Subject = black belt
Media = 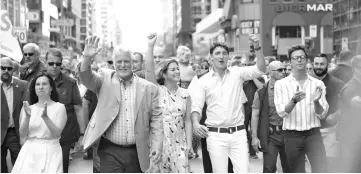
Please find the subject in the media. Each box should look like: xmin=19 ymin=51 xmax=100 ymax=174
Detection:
xmin=8 ymin=127 xmax=15 ymax=130
xmin=270 ymin=124 xmax=282 ymax=132
xmin=208 ymin=125 xmax=245 ymax=134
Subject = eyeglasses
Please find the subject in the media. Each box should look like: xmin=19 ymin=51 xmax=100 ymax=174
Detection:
xmin=291 ymin=55 xmax=307 ymax=61
xmin=107 ymin=60 xmax=113 ymax=64
xmin=23 ymin=53 xmax=35 ymax=57
xmin=271 ymin=68 xmax=286 ymax=72
xmin=47 ymin=62 xmax=62 ymax=67
xmin=0 ymin=66 xmax=13 ymax=71
xmin=201 ymin=66 xmax=209 ymax=70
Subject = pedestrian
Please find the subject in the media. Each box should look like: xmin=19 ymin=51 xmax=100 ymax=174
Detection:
xmin=79 ymin=36 xmax=163 ymax=173
xmin=12 ymin=72 xmax=67 ymax=173
xmin=191 ymin=34 xmax=266 ymax=173
xmin=285 ymin=64 xmax=292 ymax=76
xmin=44 ymin=48 xmax=86 ymax=173
xmin=176 ymin=45 xmax=196 ymax=89
xmin=251 ymin=61 xmax=291 ymax=173
xmin=339 ymin=55 xmax=361 ymax=172
xmin=313 ymin=53 xmax=344 ymax=172
xmin=133 ymin=52 xmax=145 ymax=79
xmin=1 ymin=57 xmax=28 ymax=173
xmin=274 ymin=44 xmax=329 ymax=172
xmin=145 ymin=33 xmax=193 ymax=172
xmin=19 ymin=43 xmax=46 ymax=83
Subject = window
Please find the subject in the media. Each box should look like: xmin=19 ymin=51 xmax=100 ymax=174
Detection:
xmin=81 ymin=27 xmax=86 ymax=33
xmin=241 ymin=0 xmax=253 ymax=3
xmin=206 ymin=5 xmax=211 ymax=14
xmin=82 ymin=3 xmax=86 ymax=9
xmin=276 ymin=26 xmax=301 ymax=38
xmin=323 ymin=25 xmax=333 ymax=38
xmin=192 ymin=6 xmax=202 ymax=15
xmin=80 ymin=35 xmax=86 ymax=41
xmin=82 ymin=11 xmax=86 ymax=17
xmin=80 ymin=19 xmax=86 ymax=25
xmin=218 ymin=0 xmax=225 ymax=8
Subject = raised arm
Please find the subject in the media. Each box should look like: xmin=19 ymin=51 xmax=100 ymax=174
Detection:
xmin=145 ymin=33 xmax=158 ymax=84
xmin=250 ymin=34 xmax=266 ymax=73
xmin=79 ymin=36 xmax=104 ymax=93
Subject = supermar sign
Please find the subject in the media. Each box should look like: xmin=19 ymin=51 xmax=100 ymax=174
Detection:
xmin=275 ymin=4 xmax=333 ymax=12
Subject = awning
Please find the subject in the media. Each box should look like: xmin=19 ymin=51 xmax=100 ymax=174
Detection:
xmin=272 ymin=12 xmax=305 ymax=26
xmin=195 ymin=9 xmax=223 ymax=34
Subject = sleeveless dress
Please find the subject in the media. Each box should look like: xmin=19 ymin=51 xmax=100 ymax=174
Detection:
xmin=157 ymin=86 xmax=190 ymax=173
xmin=12 ymin=102 xmax=67 ymax=173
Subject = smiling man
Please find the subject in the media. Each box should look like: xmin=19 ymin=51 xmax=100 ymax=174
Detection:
xmin=274 ymin=45 xmax=329 ymax=172
xmin=191 ymin=34 xmax=266 ymax=173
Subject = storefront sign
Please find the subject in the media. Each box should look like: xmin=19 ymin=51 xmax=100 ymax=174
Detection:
xmin=240 ymin=20 xmax=260 ymax=35
xmin=275 ymin=4 xmax=333 ymax=12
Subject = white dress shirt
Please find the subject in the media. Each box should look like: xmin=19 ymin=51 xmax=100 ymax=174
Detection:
xmin=274 ymin=74 xmax=329 ymax=131
xmin=191 ymin=66 xmax=264 ymax=127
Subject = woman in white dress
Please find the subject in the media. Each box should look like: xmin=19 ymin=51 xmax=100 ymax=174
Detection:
xmin=12 ymin=72 xmax=67 ymax=173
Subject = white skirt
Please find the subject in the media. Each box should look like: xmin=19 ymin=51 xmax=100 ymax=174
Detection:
xmin=11 ymin=138 xmax=63 ymax=173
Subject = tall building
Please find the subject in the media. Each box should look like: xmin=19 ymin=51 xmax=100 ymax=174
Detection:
xmin=3 ymin=0 xmax=28 ymax=28
xmin=173 ymin=0 xmax=193 ymax=49
xmin=113 ymin=20 xmax=122 ymax=46
xmin=94 ymin=0 xmax=116 ymax=47
xmin=80 ymin=0 xmax=93 ymax=50
xmin=333 ymin=0 xmax=361 ymax=55
xmin=190 ymin=0 xmax=212 ymax=30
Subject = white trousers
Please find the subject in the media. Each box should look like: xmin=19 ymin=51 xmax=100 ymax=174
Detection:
xmin=207 ymin=129 xmax=249 ymax=173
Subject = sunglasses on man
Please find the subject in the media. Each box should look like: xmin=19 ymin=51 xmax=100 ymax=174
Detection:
xmin=107 ymin=60 xmax=113 ymax=65
xmin=23 ymin=53 xmax=35 ymax=57
xmin=48 ymin=62 xmax=62 ymax=67
xmin=1 ymin=66 xmax=13 ymax=71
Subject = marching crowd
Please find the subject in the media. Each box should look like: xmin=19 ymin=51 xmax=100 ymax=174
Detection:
xmin=1 ymin=32 xmax=361 ymax=173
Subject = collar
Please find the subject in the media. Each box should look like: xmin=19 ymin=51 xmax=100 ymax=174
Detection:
xmin=286 ymin=73 xmax=314 ymax=82
xmin=116 ymin=73 xmax=135 ymax=85
xmin=53 ymin=73 xmax=64 ymax=84
xmin=209 ymin=67 xmax=230 ymax=77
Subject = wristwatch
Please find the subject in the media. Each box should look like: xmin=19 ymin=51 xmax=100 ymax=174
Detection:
xmin=254 ymin=46 xmax=262 ymax=51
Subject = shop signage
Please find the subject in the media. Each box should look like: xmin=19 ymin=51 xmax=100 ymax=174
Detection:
xmin=51 ymin=19 xmax=74 ymax=27
xmin=275 ymin=4 xmax=333 ymax=12
xmin=240 ymin=20 xmax=260 ymax=35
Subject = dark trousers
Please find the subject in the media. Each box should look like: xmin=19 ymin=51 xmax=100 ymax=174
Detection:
xmin=283 ymin=128 xmax=327 ymax=173
xmin=1 ymin=128 xmax=21 ymax=173
xmin=98 ymin=137 xmax=142 ymax=173
xmin=60 ymin=141 xmax=72 ymax=173
xmin=244 ymin=105 xmax=256 ymax=156
xmin=263 ymin=131 xmax=291 ymax=173
xmin=201 ymin=138 xmax=233 ymax=173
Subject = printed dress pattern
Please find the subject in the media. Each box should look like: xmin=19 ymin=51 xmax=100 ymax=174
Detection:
xmin=158 ymin=85 xmax=190 ymax=173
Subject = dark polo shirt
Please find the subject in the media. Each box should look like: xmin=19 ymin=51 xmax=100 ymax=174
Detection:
xmin=54 ymin=73 xmax=82 ymax=143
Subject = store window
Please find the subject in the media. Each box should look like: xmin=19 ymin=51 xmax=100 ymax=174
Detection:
xmin=323 ymin=25 xmax=333 ymax=38
xmin=276 ymin=26 xmax=301 ymax=38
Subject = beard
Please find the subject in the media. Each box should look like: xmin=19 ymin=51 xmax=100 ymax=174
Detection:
xmin=314 ymin=67 xmax=328 ymax=77
xmin=1 ymin=73 xmax=11 ymax=82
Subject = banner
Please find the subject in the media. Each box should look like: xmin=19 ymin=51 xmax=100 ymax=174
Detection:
xmin=0 ymin=7 xmax=23 ymax=62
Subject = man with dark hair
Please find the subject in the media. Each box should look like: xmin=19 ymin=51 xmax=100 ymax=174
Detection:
xmin=192 ymin=35 xmax=266 ymax=173
xmin=339 ymin=55 xmax=361 ymax=172
xmin=330 ymin=50 xmax=355 ymax=83
xmin=133 ymin=52 xmax=145 ymax=79
xmin=274 ymin=45 xmax=329 ymax=172
xmin=20 ymin=43 xmax=46 ymax=82
xmin=1 ymin=57 xmax=28 ymax=173
xmin=313 ymin=53 xmax=344 ymax=172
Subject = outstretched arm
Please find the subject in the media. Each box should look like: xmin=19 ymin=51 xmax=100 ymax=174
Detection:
xmin=145 ymin=33 xmax=158 ymax=84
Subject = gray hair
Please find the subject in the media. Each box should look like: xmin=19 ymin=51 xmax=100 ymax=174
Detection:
xmin=23 ymin=43 xmax=40 ymax=54
xmin=112 ymin=46 xmax=133 ymax=61
xmin=176 ymin=45 xmax=190 ymax=57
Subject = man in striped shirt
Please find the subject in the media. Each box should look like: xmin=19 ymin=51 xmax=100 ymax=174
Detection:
xmin=274 ymin=45 xmax=329 ymax=173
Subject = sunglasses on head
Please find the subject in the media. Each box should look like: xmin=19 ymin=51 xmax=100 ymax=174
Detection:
xmin=107 ymin=60 xmax=113 ymax=64
xmin=1 ymin=66 xmax=13 ymax=71
xmin=47 ymin=62 xmax=62 ymax=66
xmin=272 ymin=68 xmax=286 ymax=72
xmin=23 ymin=53 xmax=35 ymax=57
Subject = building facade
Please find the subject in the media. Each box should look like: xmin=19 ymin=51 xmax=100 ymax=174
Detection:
xmin=333 ymin=0 xmax=361 ymax=55
xmin=3 ymin=0 xmax=28 ymax=28
xmin=80 ymin=0 xmax=93 ymax=50
xmin=191 ymin=0 xmax=212 ymax=30
xmin=173 ymin=0 xmax=193 ymax=50
xmin=261 ymin=0 xmax=333 ymax=61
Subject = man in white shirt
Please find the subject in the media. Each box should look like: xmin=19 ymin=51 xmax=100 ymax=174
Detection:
xmin=191 ymin=34 xmax=266 ymax=173
xmin=274 ymin=45 xmax=329 ymax=173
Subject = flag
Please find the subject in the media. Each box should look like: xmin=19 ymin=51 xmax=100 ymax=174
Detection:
xmin=0 ymin=6 xmax=23 ymax=62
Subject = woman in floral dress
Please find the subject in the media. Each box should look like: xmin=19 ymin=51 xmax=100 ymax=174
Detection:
xmin=145 ymin=33 xmax=194 ymax=173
